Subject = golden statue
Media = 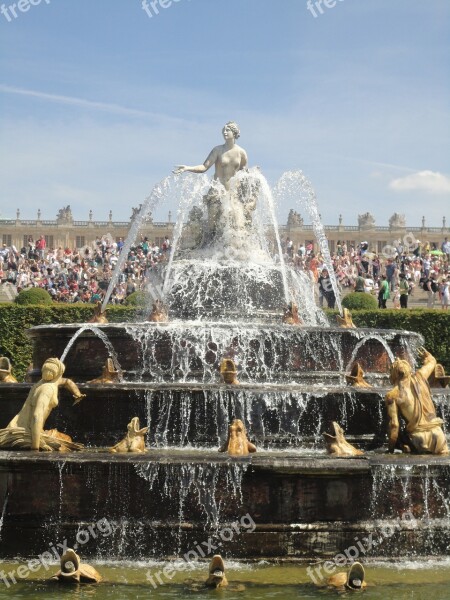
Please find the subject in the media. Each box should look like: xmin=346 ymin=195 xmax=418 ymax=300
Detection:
xmin=88 ymin=358 xmax=121 ymax=384
xmin=386 ymin=349 xmax=449 ymax=455
xmin=89 ymin=301 xmax=108 ymax=324
xmin=282 ymin=302 xmax=302 ymax=325
xmin=205 ymin=555 xmax=228 ymax=589
xmin=110 ymin=417 xmax=148 ymax=453
xmin=336 ymin=308 xmax=356 ymax=329
xmin=346 ymin=362 xmax=372 ymax=388
xmin=185 ymin=555 xmax=245 ymax=592
xmin=0 ymin=358 xmax=85 ymax=452
xmin=51 ymin=549 xmax=102 ymax=584
xmin=323 ymin=422 xmax=364 ymax=457
xmin=326 ymin=562 xmax=367 ymax=590
xmin=219 ymin=419 xmax=256 ymax=456
xmin=0 ymin=357 xmax=18 ymax=383
xmin=148 ymin=299 xmax=168 ymax=323
xmin=220 ymin=358 xmax=239 ymax=385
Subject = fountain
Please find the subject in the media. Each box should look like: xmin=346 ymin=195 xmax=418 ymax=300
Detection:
xmin=0 ymin=122 xmax=449 ymax=567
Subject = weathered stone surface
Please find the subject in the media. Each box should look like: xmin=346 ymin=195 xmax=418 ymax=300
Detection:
xmin=1 ymin=452 xmax=449 ymax=559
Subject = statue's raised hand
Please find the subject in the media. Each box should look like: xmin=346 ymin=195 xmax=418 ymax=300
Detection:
xmin=73 ymin=393 xmax=86 ymax=406
xmin=418 ymin=346 xmax=431 ymax=359
xmin=173 ymin=165 xmax=187 ymax=176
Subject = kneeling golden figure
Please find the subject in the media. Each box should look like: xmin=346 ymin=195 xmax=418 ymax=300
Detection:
xmin=386 ymin=349 xmax=449 ymax=455
xmin=0 ymin=358 xmax=84 ymax=452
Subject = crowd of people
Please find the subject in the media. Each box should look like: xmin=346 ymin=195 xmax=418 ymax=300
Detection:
xmin=283 ymin=236 xmax=450 ymax=310
xmin=1 ymin=232 xmax=449 ymax=310
xmin=0 ymin=234 xmax=171 ymax=304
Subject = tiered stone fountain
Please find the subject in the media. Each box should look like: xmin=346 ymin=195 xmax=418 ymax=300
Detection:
xmin=0 ymin=123 xmax=449 ymax=562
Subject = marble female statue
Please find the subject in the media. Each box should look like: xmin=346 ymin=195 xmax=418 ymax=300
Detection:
xmin=173 ymin=121 xmax=248 ymax=190
xmin=0 ymin=358 xmax=85 ymax=452
xmin=385 ymin=348 xmax=448 ymax=455
xmin=174 ymin=122 xmax=256 ymax=242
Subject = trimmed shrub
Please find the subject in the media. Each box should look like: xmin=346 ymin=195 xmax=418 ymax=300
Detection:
xmin=342 ymin=292 xmax=378 ymax=311
xmin=15 ymin=288 xmax=53 ymax=306
xmin=125 ymin=291 xmax=151 ymax=307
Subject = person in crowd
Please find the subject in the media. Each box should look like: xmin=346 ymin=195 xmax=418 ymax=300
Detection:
xmin=385 ymin=258 xmax=397 ymax=292
xmin=354 ymin=272 xmax=365 ymax=292
xmin=318 ymin=268 xmax=336 ymax=309
xmin=425 ymin=272 xmax=439 ymax=308
xmin=399 ymin=273 xmax=410 ymax=309
xmin=442 ymin=237 xmax=450 ymax=262
xmin=378 ymin=275 xmax=390 ymax=309
xmin=3 ymin=230 xmax=448 ymax=309
xmin=439 ymin=277 xmax=449 ymax=311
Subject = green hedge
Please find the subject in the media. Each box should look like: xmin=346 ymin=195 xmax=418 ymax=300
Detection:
xmin=1 ymin=304 xmax=449 ymax=381
xmin=329 ymin=309 xmax=450 ymax=370
xmin=125 ymin=291 xmax=151 ymax=306
xmin=0 ymin=304 xmax=137 ymax=381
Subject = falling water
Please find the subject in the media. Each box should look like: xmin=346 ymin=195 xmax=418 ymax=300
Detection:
xmin=60 ymin=324 xmax=122 ymax=376
xmin=163 ymin=173 xmax=210 ymax=295
xmin=124 ymin=322 xmax=357 ymax=384
xmin=346 ymin=333 xmax=396 ymax=373
xmin=55 ymin=460 xmax=66 ymax=541
xmin=135 ymin=461 xmax=249 ymax=530
xmin=102 ymin=176 xmax=170 ymax=311
xmin=0 ymin=493 xmax=8 ymax=543
xmin=248 ymin=169 xmax=290 ymax=303
xmin=274 ymin=170 xmax=343 ymax=315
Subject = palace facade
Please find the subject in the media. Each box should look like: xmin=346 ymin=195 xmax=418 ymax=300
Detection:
xmin=1 ymin=206 xmax=448 ymax=253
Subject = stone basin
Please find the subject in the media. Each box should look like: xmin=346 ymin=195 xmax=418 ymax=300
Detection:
xmin=27 ymin=323 xmax=422 ymax=384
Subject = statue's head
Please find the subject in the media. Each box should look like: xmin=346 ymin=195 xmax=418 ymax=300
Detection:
xmin=229 ymin=419 xmax=246 ymax=437
xmin=390 ymin=359 xmax=411 ymax=384
xmin=222 ymin=121 xmax=240 ymax=140
xmin=42 ymin=358 xmax=65 ymax=382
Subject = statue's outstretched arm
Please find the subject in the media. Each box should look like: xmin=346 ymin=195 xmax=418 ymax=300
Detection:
xmin=417 ymin=348 xmax=436 ymax=381
xmin=61 ymin=378 xmax=86 ymax=405
xmin=173 ymin=147 xmax=217 ymax=175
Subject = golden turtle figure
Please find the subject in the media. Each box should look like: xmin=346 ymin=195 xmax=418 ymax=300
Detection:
xmin=327 ymin=562 xmax=367 ymax=590
xmin=336 ymin=308 xmax=356 ymax=329
xmin=346 ymin=363 xmax=372 ymax=389
xmin=323 ymin=422 xmax=364 ymax=457
xmin=0 ymin=357 xmax=18 ymax=383
xmin=88 ymin=358 xmax=121 ymax=384
xmin=220 ymin=358 xmax=239 ymax=385
xmin=51 ymin=549 xmax=102 ymax=584
xmin=89 ymin=301 xmax=108 ymax=324
xmin=219 ymin=419 xmax=257 ymax=456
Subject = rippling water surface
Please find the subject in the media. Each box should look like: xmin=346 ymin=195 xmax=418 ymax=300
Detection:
xmin=2 ymin=561 xmax=450 ymax=600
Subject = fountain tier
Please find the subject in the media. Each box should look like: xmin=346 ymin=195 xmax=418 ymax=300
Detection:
xmin=27 ymin=323 xmax=421 ymax=385
xmin=2 ymin=451 xmax=450 ymax=560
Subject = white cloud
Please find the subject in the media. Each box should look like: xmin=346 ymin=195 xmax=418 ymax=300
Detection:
xmin=389 ymin=170 xmax=450 ymax=194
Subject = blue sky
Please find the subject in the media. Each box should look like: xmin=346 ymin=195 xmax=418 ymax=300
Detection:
xmin=0 ymin=0 xmax=449 ymax=226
